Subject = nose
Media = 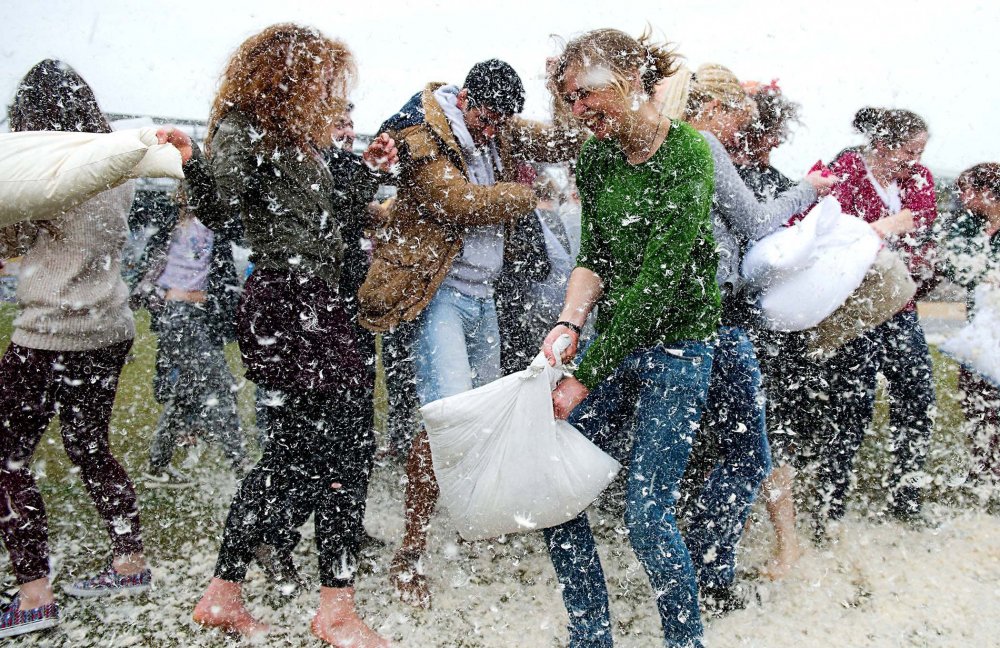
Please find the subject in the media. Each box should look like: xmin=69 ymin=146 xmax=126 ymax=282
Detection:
xmin=572 ymin=100 xmax=587 ymax=117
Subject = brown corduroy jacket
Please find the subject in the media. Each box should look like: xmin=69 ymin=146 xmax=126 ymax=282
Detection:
xmin=357 ymin=82 xmax=582 ymax=332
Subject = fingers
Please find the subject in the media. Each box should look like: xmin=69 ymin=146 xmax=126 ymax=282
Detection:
xmin=364 ymin=135 xmax=399 ymax=171
xmin=543 ymin=344 xmax=557 ymax=366
xmin=541 ymin=326 xmax=566 ymax=366
xmin=562 ymin=341 xmax=578 ymax=365
xmin=155 ymin=126 xmax=194 ymax=163
xmin=551 ymin=391 xmax=570 ymax=419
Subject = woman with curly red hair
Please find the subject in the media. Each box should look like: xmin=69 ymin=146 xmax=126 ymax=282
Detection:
xmin=189 ymin=24 xmax=395 ymax=646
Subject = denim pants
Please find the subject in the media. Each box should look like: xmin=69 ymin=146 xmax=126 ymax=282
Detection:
xmin=685 ymin=327 xmax=772 ymax=591
xmin=149 ymin=301 xmax=247 ymax=469
xmin=413 ymin=286 xmax=502 ymax=406
xmin=817 ymin=309 xmax=935 ymax=519
xmin=544 ymin=340 xmax=715 ymax=648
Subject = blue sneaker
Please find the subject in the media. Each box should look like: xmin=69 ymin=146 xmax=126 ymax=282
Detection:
xmin=0 ymin=594 xmax=60 ymax=638
xmin=62 ymin=565 xmax=152 ymax=598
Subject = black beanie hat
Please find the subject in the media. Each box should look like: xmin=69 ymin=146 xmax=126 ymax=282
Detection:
xmin=463 ymin=59 xmax=525 ymax=116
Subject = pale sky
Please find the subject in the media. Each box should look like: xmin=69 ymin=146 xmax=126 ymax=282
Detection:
xmin=2 ymin=0 xmax=997 ymax=177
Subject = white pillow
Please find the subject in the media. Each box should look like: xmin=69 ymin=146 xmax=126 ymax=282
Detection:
xmin=748 ymin=196 xmax=882 ymax=331
xmin=0 ymin=127 xmax=183 ymax=226
xmin=940 ymin=285 xmax=1000 ymax=387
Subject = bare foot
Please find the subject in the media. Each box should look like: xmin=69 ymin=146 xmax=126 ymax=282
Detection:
xmin=758 ymin=543 xmax=803 ymax=581
xmin=389 ymin=550 xmax=431 ymax=609
xmin=311 ymin=615 xmax=392 ymax=647
xmin=312 ymin=586 xmax=391 ymax=647
xmin=193 ymin=578 xmax=270 ymax=637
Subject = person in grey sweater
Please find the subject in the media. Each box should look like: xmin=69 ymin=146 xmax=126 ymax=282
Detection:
xmin=676 ymin=63 xmax=835 ymax=613
xmin=0 ymin=59 xmax=191 ymax=640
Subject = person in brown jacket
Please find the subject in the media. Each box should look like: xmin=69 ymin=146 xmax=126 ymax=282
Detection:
xmin=357 ymin=59 xmax=581 ymax=608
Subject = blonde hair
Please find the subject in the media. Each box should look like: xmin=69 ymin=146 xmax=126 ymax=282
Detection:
xmin=684 ymin=63 xmax=755 ymax=121
xmin=208 ymin=23 xmax=356 ymax=150
xmin=550 ymin=27 xmax=680 ymax=103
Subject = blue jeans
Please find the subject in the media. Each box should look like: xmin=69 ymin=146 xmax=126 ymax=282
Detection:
xmin=413 ymin=286 xmax=502 ymax=405
xmin=544 ymin=340 xmax=715 ymax=648
xmin=685 ymin=327 xmax=772 ymax=590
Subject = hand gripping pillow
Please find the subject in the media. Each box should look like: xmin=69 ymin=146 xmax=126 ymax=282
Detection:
xmin=0 ymin=127 xmax=184 ymax=226
xmin=421 ymin=343 xmax=620 ymax=541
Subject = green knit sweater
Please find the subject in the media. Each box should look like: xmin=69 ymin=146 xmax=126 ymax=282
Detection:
xmin=575 ymin=121 xmax=721 ymax=390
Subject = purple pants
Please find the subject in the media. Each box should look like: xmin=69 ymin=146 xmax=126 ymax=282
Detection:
xmin=0 ymin=340 xmax=143 ymax=584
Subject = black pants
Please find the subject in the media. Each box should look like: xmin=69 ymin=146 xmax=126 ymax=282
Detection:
xmin=214 ymin=385 xmax=376 ymax=588
xmin=814 ymin=310 xmax=935 ymax=519
xmin=0 ymin=340 xmax=142 ymax=584
xmin=382 ymin=324 xmax=419 ymax=457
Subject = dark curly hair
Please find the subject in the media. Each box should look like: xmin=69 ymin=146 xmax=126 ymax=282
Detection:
xmin=852 ymin=107 xmax=927 ymax=150
xmin=8 ymin=59 xmax=111 ymax=134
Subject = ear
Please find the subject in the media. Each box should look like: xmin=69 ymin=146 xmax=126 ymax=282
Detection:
xmin=456 ymin=88 xmax=469 ymax=111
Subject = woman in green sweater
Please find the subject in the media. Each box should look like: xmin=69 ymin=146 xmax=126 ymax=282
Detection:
xmin=541 ymin=29 xmax=720 ymax=648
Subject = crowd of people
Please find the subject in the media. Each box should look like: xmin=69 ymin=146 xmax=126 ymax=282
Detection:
xmin=0 ymin=22 xmax=998 ymax=648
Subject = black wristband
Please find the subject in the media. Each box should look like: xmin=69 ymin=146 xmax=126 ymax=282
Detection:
xmin=555 ymin=320 xmax=583 ymax=335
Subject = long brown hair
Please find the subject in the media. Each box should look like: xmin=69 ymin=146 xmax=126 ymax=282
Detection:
xmin=8 ymin=59 xmax=112 ymax=134
xmin=550 ymin=27 xmax=680 ymax=103
xmin=207 ymin=23 xmax=355 ymax=150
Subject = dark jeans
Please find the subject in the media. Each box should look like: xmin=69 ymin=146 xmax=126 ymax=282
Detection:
xmin=958 ymin=367 xmax=1000 ymax=479
xmin=544 ymin=340 xmax=715 ymax=648
xmin=751 ymin=327 xmax=828 ymax=465
xmin=0 ymin=340 xmax=142 ymax=584
xmin=817 ymin=310 xmax=935 ymax=519
xmin=382 ymin=323 xmax=419 ymax=458
xmin=213 ymin=386 xmax=376 ymax=588
xmin=684 ymin=327 xmax=771 ymax=591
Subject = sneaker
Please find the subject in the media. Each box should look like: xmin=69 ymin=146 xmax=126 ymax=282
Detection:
xmin=62 ymin=566 xmax=153 ymax=598
xmin=360 ymin=532 xmax=387 ymax=552
xmin=0 ymin=594 xmax=59 ymax=638
xmin=700 ymin=584 xmax=749 ymax=618
xmin=143 ymin=465 xmax=192 ymax=488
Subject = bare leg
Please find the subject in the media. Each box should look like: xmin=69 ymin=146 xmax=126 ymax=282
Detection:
xmin=311 ymin=586 xmax=391 ymax=647
xmin=759 ymin=463 xmax=802 ymax=580
xmin=193 ymin=577 xmax=269 ymax=637
xmin=389 ymin=430 xmax=437 ymax=608
xmin=112 ymin=552 xmax=147 ymax=576
xmin=16 ymin=577 xmax=55 ymax=609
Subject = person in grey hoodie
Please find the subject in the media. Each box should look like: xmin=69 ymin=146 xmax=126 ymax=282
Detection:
xmin=364 ymin=60 xmax=581 ymax=608
xmin=676 ymin=63 xmax=835 ymax=613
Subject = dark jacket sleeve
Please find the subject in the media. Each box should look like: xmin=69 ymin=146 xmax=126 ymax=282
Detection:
xmin=174 ymin=143 xmax=245 ymax=344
